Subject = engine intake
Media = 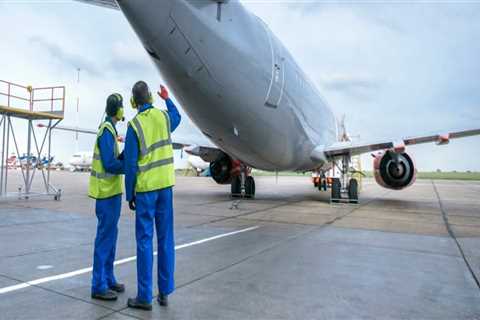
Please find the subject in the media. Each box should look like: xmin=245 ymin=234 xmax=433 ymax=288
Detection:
xmin=210 ymin=153 xmax=239 ymax=184
xmin=373 ymin=150 xmax=416 ymax=190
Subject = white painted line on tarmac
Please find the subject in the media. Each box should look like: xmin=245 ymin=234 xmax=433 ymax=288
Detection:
xmin=36 ymin=265 xmax=53 ymax=270
xmin=0 ymin=225 xmax=260 ymax=295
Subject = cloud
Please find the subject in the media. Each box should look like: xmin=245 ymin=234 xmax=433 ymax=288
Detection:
xmin=106 ymin=41 xmax=155 ymax=76
xmin=315 ymin=73 xmax=383 ymax=102
xmin=30 ymin=36 xmax=101 ymax=77
xmin=319 ymin=73 xmax=381 ymax=96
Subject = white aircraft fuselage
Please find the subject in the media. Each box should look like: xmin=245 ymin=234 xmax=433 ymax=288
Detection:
xmin=118 ymin=0 xmax=337 ymax=172
xmin=69 ymin=151 xmax=93 ymax=170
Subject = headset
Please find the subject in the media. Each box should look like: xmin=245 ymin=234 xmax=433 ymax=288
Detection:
xmin=113 ymin=93 xmax=125 ymax=121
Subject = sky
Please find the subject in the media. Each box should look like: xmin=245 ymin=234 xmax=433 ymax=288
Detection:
xmin=0 ymin=0 xmax=479 ymax=171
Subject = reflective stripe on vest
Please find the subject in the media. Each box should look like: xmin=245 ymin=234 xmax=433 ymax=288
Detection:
xmin=129 ymin=108 xmax=175 ymax=193
xmin=90 ymin=170 xmax=116 ymax=179
xmin=130 ymin=112 xmax=172 ymax=157
xmin=138 ymin=157 xmax=174 ymax=173
xmin=88 ymin=121 xmax=123 ymax=199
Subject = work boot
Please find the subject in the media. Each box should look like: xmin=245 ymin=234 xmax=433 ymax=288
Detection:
xmin=127 ymin=298 xmax=152 ymax=311
xmin=109 ymin=283 xmax=125 ymax=293
xmin=157 ymin=293 xmax=168 ymax=307
xmin=91 ymin=290 xmax=117 ymax=301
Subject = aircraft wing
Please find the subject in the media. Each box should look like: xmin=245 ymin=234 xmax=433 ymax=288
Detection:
xmin=323 ymin=128 xmax=480 ymax=158
xmin=37 ymin=123 xmax=97 ymax=135
xmin=73 ymin=0 xmax=119 ymax=10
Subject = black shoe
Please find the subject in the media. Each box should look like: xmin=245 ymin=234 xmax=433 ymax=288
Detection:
xmin=91 ymin=290 xmax=117 ymax=301
xmin=157 ymin=294 xmax=168 ymax=307
xmin=109 ymin=283 xmax=125 ymax=293
xmin=127 ymin=298 xmax=152 ymax=311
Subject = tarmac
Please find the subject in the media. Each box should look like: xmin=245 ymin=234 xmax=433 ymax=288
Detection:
xmin=0 ymin=171 xmax=479 ymax=319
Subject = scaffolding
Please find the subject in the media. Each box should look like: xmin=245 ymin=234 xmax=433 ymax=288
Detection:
xmin=0 ymin=80 xmax=65 ymax=200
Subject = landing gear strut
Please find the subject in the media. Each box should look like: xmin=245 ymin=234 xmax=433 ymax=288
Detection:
xmin=331 ymin=154 xmax=359 ymax=204
xmin=231 ymin=164 xmax=255 ymax=199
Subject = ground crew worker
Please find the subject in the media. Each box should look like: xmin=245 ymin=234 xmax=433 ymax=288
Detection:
xmin=124 ymin=81 xmax=181 ymax=310
xmin=88 ymin=93 xmax=126 ymax=301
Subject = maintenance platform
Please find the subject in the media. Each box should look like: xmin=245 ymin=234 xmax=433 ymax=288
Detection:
xmin=0 ymin=172 xmax=479 ymax=319
xmin=0 ymin=80 xmax=65 ymax=201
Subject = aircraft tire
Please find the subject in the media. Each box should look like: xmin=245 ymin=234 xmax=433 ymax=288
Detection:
xmin=348 ymin=179 xmax=359 ymax=203
xmin=331 ymin=178 xmax=341 ymax=203
xmin=245 ymin=176 xmax=255 ymax=199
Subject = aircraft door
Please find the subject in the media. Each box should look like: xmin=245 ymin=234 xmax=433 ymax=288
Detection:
xmin=265 ymin=35 xmax=285 ymax=108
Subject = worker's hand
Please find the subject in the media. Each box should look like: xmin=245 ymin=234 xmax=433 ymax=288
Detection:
xmin=158 ymin=85 xmax=169 ymax=100
xmin=128 ymin=196 xmax=136 ymax=211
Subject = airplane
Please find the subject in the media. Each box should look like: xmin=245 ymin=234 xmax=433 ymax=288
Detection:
xmin=69 ymin=151 xmax=93 ymax=172
xmin=6 ymin=154 xmax=17 ymax=169
xmin=66 ymin=0 xmax=480 ymax=202
xmin=18 ymin=154 xmax=37 ymax=169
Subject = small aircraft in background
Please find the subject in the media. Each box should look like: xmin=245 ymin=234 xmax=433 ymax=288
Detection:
xmin=6 ymin=154 xmax=17 ymax=169
xmin=9 ymin=154 xmax=55 ymax=169
xmin=68 ymin=151 xmax=93 ymax=172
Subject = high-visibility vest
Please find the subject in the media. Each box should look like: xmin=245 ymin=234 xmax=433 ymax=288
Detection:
xmin=129 ymin=108 xmax=175 ymax=193
xmin=88 ymin=121 xmax=123 ymax=199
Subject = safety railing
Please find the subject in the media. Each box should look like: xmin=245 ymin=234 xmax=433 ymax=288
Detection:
xmin=0 ymin=80 xmax=65 ymax=115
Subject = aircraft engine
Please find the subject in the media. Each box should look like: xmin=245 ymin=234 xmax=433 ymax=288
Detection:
xmin=373 ymin=150 xmax=416 ymax=190
xmin=209 ymin=153 xmax=240 ymax=184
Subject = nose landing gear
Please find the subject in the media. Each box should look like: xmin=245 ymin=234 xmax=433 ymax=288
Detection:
xmin=331 ymin=155 xmax=359 ymax=204
xmin=314 ymin=154 xmax=361 ymax=204
xmin=330 ymin=177 xmax=359 ymax=204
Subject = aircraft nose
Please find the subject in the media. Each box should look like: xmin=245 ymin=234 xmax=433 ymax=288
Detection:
xmin=117 ymin=0 xmax=174 ymax=43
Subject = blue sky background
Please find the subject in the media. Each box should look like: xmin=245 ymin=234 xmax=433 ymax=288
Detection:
xmin=0 ymin=1 xmax=478 ymax=171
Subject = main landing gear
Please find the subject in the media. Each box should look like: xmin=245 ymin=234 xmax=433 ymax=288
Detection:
xmin=231 ymin=165 xmax=255 ymax=199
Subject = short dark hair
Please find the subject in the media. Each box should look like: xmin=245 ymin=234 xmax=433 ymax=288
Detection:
xmin=132 ymin=81 xmax=151 ymax=106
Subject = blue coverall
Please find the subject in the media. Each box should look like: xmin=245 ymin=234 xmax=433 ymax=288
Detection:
xmin=92 ymin=118 xmax=124 ymax=295
xmin=124 ymin=99 xmax=181 ymax=303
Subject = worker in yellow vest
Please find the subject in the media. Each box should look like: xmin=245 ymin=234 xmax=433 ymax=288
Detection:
xmin=88 ymin=93 xmax=125 ymax=301
xmin=124 ymin=81 xmax=181 ymax=311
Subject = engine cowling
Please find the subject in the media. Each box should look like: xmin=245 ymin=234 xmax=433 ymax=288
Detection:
xmin=209 ymin=153 xmax=241 ymax=184
xmin=373 ymin=150 xmax=417 ymax=190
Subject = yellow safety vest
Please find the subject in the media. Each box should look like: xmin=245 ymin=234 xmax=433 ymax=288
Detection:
xmin=88 ymin=121 xmax=123 ymax=199
xmin=129 ymin=108 xmax=175 ymax=193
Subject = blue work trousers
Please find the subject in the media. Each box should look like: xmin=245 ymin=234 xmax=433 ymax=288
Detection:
xmin=135 ymin=187 xmax=175 ymax=303
xmin=92 ymin=194 xmax=121 ymax=294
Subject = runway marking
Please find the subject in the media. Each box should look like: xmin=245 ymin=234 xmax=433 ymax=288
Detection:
xmin=36 ymin=265 xmax=53 ymax=270
xmin=0 ymin=225 xmax=259 ymax=295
